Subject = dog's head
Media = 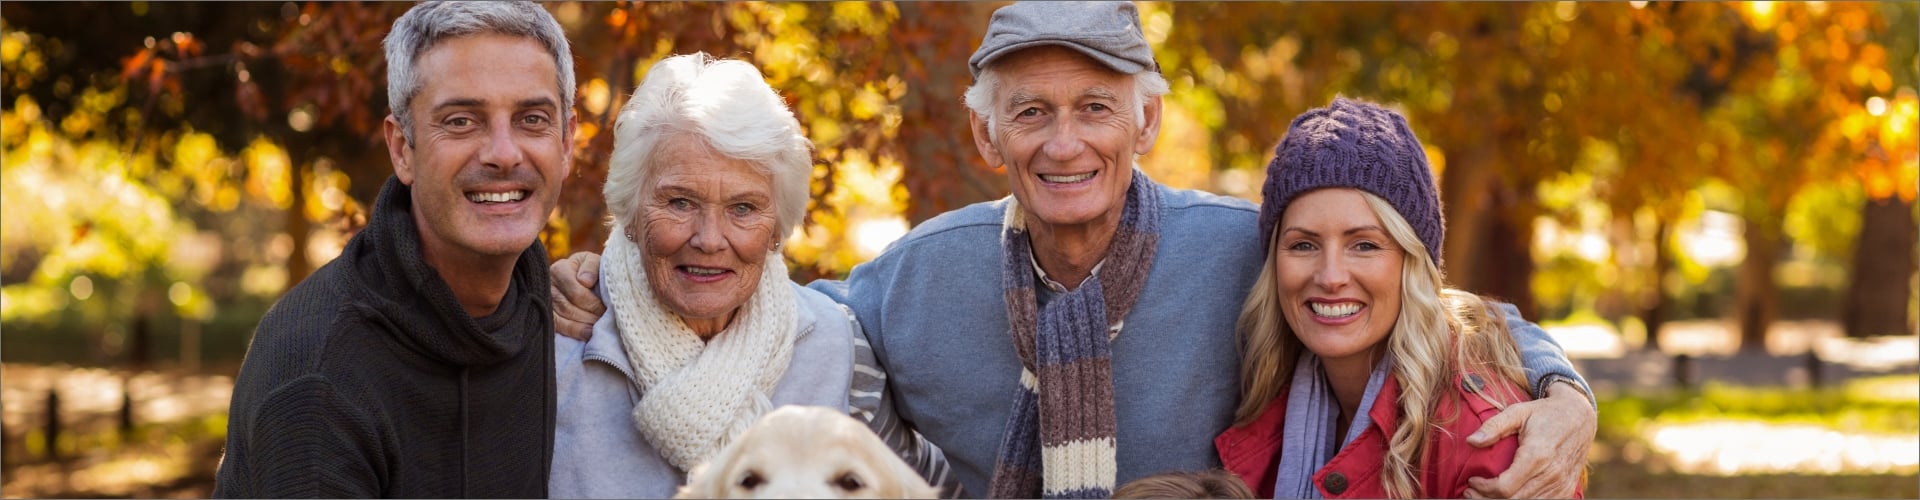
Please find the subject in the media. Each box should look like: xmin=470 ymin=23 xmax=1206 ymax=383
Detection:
xmin=676 ymin=405 xmax=938 ymax=499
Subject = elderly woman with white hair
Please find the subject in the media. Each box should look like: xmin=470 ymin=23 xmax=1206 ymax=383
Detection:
xmin=548 ymin=53 xmax=956 ymax=499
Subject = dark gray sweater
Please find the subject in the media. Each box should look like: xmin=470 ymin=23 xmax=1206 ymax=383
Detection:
xmin=214 ymin=176 xmax=555 ymax=498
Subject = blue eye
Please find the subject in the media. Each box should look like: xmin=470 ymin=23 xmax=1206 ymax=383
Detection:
xmin=729 ymin=203 xmax=755 ymax=216
xmin=668 ymin=198 xmax=693 ymax=210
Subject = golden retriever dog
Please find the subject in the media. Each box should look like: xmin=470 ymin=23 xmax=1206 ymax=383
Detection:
xmin=676 ymin=405 xmax=938 ymax=499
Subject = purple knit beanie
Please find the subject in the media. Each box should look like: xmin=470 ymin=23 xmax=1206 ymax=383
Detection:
xmin=1258 ymin=97 xmax=1444 ymax=266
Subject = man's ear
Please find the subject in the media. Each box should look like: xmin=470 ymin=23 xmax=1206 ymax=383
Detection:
xmin=1134 ymin=94 xmax=1163 ymax=156
xmin=384 ymin=115 xmax=415 ymax=185
xmin=969 ymin=109 xmax=1003 ymax=168
xmin=559 ymin=111 xmax=578 ymax=178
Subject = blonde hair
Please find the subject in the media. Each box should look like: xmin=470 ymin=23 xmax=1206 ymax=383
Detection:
xmin=1231 ymin=190 xmax=1527 ymax=498
xmin=1113 ymin=470 xmax=1255 ymax=499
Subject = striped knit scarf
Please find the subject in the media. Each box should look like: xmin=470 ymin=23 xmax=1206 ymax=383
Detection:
xmin=989 ymin=169 xmax=1162 ymax=499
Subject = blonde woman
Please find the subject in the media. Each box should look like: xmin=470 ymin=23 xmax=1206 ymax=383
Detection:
xmin=1215 ymin=98 xmax=1584 ymax=498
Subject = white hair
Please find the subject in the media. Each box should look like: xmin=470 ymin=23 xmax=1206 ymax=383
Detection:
xmin=384 ymin=1 xmax=575 ymax=143
xmin=962 ymin=62 xmax=1170 ymax=141
xmin=603 ymin=53 xmax=813 ymax=241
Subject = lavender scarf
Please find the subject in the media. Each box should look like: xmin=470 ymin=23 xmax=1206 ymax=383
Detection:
xmin=988 ymin=170 xmax=1161 ymax=499
xmin=1274 ymin=351 xmax=1395 ymax=498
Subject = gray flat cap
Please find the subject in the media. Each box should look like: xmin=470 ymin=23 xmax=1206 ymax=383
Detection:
xmin=967 ymin=1 xmax=1158 ymax=78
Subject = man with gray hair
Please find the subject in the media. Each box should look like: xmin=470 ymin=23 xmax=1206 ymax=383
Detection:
xmin=214 ymin=2 xmax=574 ymax=497
xmin=553 ymin=2 xmax=1593 ymax=498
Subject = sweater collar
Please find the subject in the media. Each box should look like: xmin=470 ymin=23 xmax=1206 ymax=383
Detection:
xmin=341 ymin=176 xmax=553 ymax=367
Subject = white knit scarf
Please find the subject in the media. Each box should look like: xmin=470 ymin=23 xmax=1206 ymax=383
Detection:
xmin=601 ymin=222 xmax=799 ymax=472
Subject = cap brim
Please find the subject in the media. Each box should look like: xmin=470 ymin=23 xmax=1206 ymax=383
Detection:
xmin=970 ymin=39 xmax=1150 ymax=78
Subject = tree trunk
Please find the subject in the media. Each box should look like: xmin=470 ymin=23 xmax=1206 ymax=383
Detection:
xmin=1440 ymin=145 xmax=1495 ymax=289
xmin=285 ymin=157 xmax=313 ymax=288
xmin=1642 ymin=220 xmax=1673 ymax=350
xmin=1477 ymin=200 xmax=1538 ymax=318
xmin=1843 ymin=196 xmax=1918 ymax=337
xmin=895 ymin=2 xmax=1003 ymax=225
xmin=1736 ymin=215 xmax=1783 ymax=354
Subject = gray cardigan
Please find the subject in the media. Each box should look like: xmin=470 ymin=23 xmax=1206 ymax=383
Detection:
xmin=548 ymin=279 xmax=957 ymax=499
xmin=808 ymin=178 xmax=1589 ymax=496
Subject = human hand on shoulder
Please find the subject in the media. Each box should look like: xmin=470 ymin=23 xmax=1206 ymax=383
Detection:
xmin=1462 ymin=381 xmax=1593 ymax=498
xmin=550 ymin=251 xmax=605 ymax=341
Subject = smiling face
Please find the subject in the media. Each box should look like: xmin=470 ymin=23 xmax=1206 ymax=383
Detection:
xmin=1273 ymin=188 xmax=1404 ymax=367
xmin=969 ymin=45 xmax=1160 ymax=234
xmin=634 ymin=137 xmax=779 ymax=338
xmin=384 ymin=33 xmax=572 ymax=268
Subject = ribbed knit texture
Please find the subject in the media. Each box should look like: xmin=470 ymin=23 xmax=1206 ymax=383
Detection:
xmin=213 ymin=176 xmax=554 ymax=498
xmin=1260 ymin=97 xmax=1444 ymax=265
xmin=1273 ymin=351 xmax=1395 ymax=499
xmin=989 ymin=169 xmax=1161 ymax=499
xmin=600 ymin=222 xmax=798 ymax=473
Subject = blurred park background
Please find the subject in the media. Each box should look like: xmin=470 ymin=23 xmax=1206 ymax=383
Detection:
xmin=1 ymin=1 xmax=1915 ymax=497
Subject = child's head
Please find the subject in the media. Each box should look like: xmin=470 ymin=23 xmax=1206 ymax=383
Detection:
xmin=1113 ymin=470 xmax=1254 ymax=499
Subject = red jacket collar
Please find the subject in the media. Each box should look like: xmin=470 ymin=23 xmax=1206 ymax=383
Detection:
xmin=1216 ymin=375 xmax=1404 ymax=498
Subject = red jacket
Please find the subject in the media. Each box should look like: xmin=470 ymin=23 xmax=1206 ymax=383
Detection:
xmin=1216 ymin=370 xmax=1577 ymax=499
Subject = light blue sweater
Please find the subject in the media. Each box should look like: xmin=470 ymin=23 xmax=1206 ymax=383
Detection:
xmin=548 ymin=281 xmax=853 ymax=499
xmin=809 ymin=179 xmax=1587 ymax=497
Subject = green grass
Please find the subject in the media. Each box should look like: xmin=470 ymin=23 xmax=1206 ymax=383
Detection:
xmin=1586 ymin=460 xmax=1920 ymax=499
xmin=1597 ymin=376 xmax=1920 ymax=442
xmin=1588 ymin=376 xmax=1920 ymax=498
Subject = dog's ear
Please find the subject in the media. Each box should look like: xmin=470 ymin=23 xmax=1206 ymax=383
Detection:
xmin=675 ymin=461 xmax=714 ymax=500
xmin=679 ymin=450 xmax=739 ymax=500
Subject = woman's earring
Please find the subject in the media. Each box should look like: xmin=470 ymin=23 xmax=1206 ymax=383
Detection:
xmin=624 ymin=229 xmax=636 ymax=243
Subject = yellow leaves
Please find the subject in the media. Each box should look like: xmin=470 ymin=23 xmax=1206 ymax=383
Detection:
xmin=574 ymin=121 xmax=598 ymax=150
xmin=1744 ymin=2 xmax=1780 ymax=31
xmin=541 ymin=207 xmax=570 ymax=262
xmin=242 ymin=138 xmax=292 ymax=209
xmin=1427 ymin=31 xmax=1460 ymax=61
xmin=1140 ymin=3 xmax=1173 ymax=46
xmin=1 ymin=31 xmax=26 ymax=64
xmin=1554 ymin=1 xmax=1579 ymax=22
xmin=784 ymin=149 xmax=908 ymax=276
xmin=305 ymin=166 xmax=352 ymax=223
xmin=582 ymin=77 xmax=612 ymax=116
xmin=829 ymin=2 xmax=890 ymax=38
xmin=847 ymin=85 xmax=887 ymax=121
xmin=0 ymin=123 xmax=203 ymax=320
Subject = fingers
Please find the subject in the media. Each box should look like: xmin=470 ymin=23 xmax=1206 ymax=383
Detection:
xmin=1528 ymin=384 xmax=1596 ymax=498
xmin=1480 ymin=386 xmax=1594 ymax=498
xmin=550 ymin=251 xmax=608 ymax=341
xmin=568 ymin=251 xmax=602 ymax=290
xmin=1468 ymin=399 xmax=1532 ymax=447
xmin=553 ymin=253 xmax=607 ymax=315
xmin=1465 ymin=476 xmax=1504 ymax=499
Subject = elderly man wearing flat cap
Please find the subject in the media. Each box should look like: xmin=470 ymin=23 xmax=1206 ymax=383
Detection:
xmin=550 ymin=2 xmax=1595 ymax=498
